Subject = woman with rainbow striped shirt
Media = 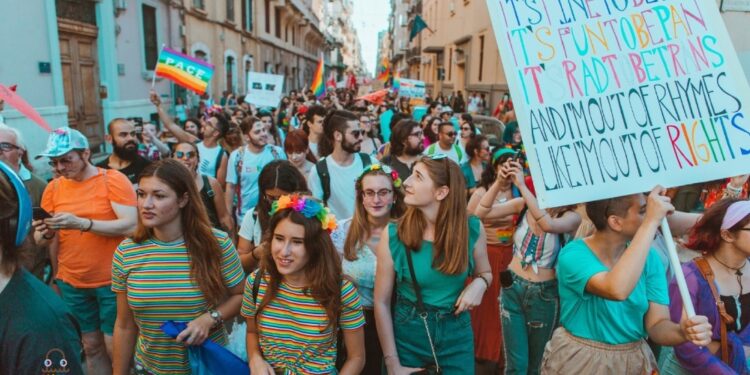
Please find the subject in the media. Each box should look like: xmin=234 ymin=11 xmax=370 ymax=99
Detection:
xmin=241 ymin=194 xmax=366 ymax=374
xmin=111 ymin=159 xmax=245 ymax=375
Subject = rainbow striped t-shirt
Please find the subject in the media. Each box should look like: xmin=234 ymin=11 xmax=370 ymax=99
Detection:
xmin=241 ymin=270 xmax=365 ymax=374
xmin=112 ymin=229 xmax=244 ymax=374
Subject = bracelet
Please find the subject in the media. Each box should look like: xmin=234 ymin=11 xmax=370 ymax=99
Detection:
xmin=476 ymin=273 xmax=491 ymax=289
xmin=81 ymin=218 xmax=94 ymax=232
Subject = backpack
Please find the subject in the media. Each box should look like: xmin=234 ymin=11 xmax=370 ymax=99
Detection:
xmin=426 ymin=143 xmax=464 ymax=162
xmin=316 ymin=153 xmax=372 ymax=204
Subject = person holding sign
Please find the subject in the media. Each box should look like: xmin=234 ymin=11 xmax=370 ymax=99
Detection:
xmin=540 ymin=188 xmax=713 ymax=374
xmin=661 ymin=199 xmax=750 ymax=374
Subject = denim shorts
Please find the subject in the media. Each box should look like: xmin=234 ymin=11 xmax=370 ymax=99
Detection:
xmin=393 ymin=297 xmax=474 ymax=373
xmin=56 ymin=279 xmax=116 ymax=335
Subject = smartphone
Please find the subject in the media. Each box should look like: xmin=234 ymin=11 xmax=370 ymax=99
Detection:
xmin=500 ymin=270 xmax=514 ymax=288
xmin=32 ymin=207 xmax=52 ymax=221
xmin=513 ymin=150 xmax=523 ymax=163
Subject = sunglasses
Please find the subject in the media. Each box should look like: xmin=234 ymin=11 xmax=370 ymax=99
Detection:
xmin=442 ymin=131 xmax=457 ymax=137
xmin=461 ymin=127 xmax=471 ymax=131
xmin=0 ymin=142 xmax=20 ymax=152
xmin=174 ymin=151 xmax=197 ymax=159
xmin=349 ymin=130 xmax=364 ymax=138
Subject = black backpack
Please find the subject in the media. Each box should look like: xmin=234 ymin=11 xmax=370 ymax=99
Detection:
xmin=316 ymin=153 xmax=372 ymax=204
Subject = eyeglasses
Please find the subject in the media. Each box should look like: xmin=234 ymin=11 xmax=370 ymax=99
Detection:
xmin=174 ymin=151 xmax=197 ymax=159
xmin=263 ymin=193 xmax=284 ymax=205
xmin=363 ymin=189 xmax=393 ymax=199
xmin=48 ymin=154 xmax=78 ymax=167
xmin=0 ymin=142 xmax=20 ymax=152
xmin=442 ymin=131 xmax=457 ymax=137
xmin=461 ymin=127 xmax=471 ymax=131
xmin=409 ymin=130 xmax=424 ymax=138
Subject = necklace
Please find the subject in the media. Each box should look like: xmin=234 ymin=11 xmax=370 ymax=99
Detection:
xmin=713 ymin=254 xmax=748 ymax=295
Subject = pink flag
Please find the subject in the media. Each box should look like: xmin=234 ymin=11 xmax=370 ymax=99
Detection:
xmin=0 ymin=84 xmax=52 ymax=132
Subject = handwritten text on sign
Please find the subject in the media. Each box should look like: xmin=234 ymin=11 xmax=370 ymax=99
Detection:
xmin=486 ymin=0 xmax=750 ymax=207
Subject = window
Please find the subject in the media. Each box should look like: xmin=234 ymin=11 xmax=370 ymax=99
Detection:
xmin=275 ymin=7 xmax=282 ymax=38
xmin=265 ymin=0 xmax=271 ymax=33
xmin=226 ymin=56 xmax=235 ymax=92
xmin=478 ymin=35 xmax=484 ymax=82
xmin=142 ymin=4 xmax=158 ymax=70
xmin=448 ymin=48 xmax=452 ymax=80
xmin=226 ymin=0 xmax=234 ymax=22
xmin=193 ymin=0 xmax=204 ymax=10
xmin=242 ymin=0 xmax=253 ymax=31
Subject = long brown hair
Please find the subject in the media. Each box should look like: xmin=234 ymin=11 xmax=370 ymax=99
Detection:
xmin=134 ymin=159 xmax=227 ymax=306
xmin=344 ymin=168 xmax=405 ymax=261
xmin=256 ymin=203 xmax=343 ymax=334
xmin=398 ymin=157 xmax=469 ymax=275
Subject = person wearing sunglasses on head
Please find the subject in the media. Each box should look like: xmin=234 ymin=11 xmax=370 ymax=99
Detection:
xmin=171 ymin=142 xmax=233 ymax=233
xmin=457 ymin=113 xmax=476 ymax=153
xmin=358 ymin=113 xmax=382 ymax=159
xmin=423 ymin=122 xmax=466 ymax=165
xmin=32 ymin=127 xmax=137 ymax=375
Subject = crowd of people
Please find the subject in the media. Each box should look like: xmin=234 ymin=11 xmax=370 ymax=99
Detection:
xmin=0 ymin=85 xmax=749 ymax=375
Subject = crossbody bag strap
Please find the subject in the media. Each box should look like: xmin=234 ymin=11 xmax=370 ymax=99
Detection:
xmin=404 ymin=247 xmax=440 ymax=373
xmin=694 ymin=257 xmax=734 ymax=364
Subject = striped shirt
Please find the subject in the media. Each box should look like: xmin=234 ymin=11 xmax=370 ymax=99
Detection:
xmin=241 ymin=270 xmax=365 ymax=374
xmin=112 ymin=229 xmax=244 ymax=374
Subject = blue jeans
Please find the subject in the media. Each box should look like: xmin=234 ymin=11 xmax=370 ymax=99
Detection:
xmin=500 ymin=271 xmax=559 ymax=375
xmin=393 ymin=297 xmax=475 ymax=373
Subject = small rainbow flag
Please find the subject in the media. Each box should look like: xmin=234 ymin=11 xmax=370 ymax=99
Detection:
xmin=311 ymin=58 xmax=325 ymax=99
xmin=155 ymin=47 xmax=214 ymax=95
xmin=376 ymin=58 xmax=390 ymax=83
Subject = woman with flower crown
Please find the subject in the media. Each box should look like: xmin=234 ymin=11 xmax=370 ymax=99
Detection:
xmin=330 ymin=163 xmax=406 ymax=374
xmin=241 ymin=194 xmax=366 ymax=375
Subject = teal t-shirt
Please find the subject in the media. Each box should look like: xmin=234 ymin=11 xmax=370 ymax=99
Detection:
xmin=390 ymin=215 xmax=481 ymax=309
xmin=557 ymin=239 xmax=669 ymax=345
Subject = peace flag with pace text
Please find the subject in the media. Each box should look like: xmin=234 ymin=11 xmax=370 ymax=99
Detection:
xmin=155 ymin=47 xmax=214 ymax=95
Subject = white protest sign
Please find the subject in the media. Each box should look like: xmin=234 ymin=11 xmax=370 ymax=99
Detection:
xmin=486 ymin=0 xmax=750 ymax=208
xmin=245 ymin=72 xmax=285 ymax=108
xmin=399 ymin=78 xmax=427 ymax=98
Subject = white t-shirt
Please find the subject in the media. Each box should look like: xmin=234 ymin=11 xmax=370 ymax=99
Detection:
xmin=238 ymin=208 xmax=263 ymax=245
xmin=307 ymin=155 xmax=366 ymax=220
xmin=196 ymin=141 xmax=224 ymax=178
xmin=226 ymin=145 xmax=285 ymax=220
xmin=309 ymin=142 xmax=320 ymax=159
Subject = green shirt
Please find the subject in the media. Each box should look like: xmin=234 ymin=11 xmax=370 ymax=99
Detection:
xmin=557 ymin=239 xmax=669 ymax=345
xmin=390 ymin=215 xmax=481 ymax=309
xmin=0 ymin=269 xmax=83 ymax=374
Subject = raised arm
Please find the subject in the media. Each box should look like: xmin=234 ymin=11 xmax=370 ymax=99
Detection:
xmin=584 ymin=187 xmax=673 ymax=301
xmin=150 ymin=90 xmax=199 ymax=144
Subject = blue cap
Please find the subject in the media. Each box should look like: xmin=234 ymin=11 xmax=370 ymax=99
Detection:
xmin=35 ymin=127 xmax=89 ymax=159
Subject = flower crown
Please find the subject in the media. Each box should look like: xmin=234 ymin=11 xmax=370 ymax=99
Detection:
xmin=269 ymin=194 xmax=337 ymax=232
xmin=359 ymin=163 xmax=402 ymax=188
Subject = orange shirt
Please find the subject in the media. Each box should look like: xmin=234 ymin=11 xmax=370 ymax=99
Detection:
xmin=41 ymin=168 xmax=136 ymax=288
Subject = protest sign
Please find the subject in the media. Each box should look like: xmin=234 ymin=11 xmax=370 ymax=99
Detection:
xmin=245 ymin=72 xmax=285 ymax=108
xmin=0 ymin=84 xmax=52 ymax=132
xmin=398 ymin=78 xmax=426 ymax=99
xmin=486 ymin=0 xmax=750 ymax=209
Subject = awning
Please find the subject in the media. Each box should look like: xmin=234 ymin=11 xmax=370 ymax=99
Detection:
xmin=454 ymin=35 xmax=472 ymax=45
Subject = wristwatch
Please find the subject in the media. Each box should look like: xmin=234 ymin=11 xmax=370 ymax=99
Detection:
xmin=208 ymin=309 xmax=223 ymax=328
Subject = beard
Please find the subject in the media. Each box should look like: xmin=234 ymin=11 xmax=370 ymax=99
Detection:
xmin=113 ymin=141 xmax=139 ymax=161
xmin=341 ymin=138 xmax=362 ymax=154
xmin=405 ymin=141 xmax=425 ymax=156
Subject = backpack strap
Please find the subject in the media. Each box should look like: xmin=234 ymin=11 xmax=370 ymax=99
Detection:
xmin=234 ymin=147 xmax=246 ymax=218
xmin=426 ymin=143 xmax=437 ymax=156
xmin=455 ymin=144 xmax=464 ymax=162
xmin=359 ymin=152 xmax=372 ymax=167
xmin=202 ymin=175 xmax=215 ymax=198
xmin=214 ymin=148 xmax=227 ymax=177
xmin=316 ymin=158 xmax=331 ymax=204
xmin=694 ymin=257 xmax=734 ymax=364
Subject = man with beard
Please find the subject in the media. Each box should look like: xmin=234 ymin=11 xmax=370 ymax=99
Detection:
xmin=225 ymin=116 xmax=285 ymax=222
xmin=308 ymin=109 xmax=371 ymax=220
xmin=96 ymin=118 xmax=151 ymax=185
xmin=381 ymin=119 xmax=424 ymax=180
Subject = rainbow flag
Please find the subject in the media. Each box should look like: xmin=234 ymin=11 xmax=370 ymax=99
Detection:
xmin=311 ymin=58 xmax=325 ymax=99
xmin=376 ymin=58 xmax=390 ymax=83
xmin=155 ymin=47 xmax=214 ymax=95
xmin=392 ymin=72 xmax=401 ymax=93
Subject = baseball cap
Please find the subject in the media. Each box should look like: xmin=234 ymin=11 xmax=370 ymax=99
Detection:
xmin=35 ymin=127 xmax=89 ymax=159
xmin=440 ymin=106 xmax=454 ymax=114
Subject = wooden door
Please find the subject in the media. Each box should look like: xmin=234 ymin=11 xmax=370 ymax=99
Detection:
xmin=58 ymin=18 xmax=104 ymax=153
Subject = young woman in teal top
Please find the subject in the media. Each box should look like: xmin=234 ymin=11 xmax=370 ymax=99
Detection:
xmin=540 ymin=187 xmax=713 ymax=375
xmin=374 ymin=155 xmax=492 ymax=374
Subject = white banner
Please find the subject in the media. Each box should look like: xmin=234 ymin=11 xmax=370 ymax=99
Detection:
xmin=399 ymin=78 xmax=426 ymax=98
xmin=486 ymin=0 xmax=750 ymax=208
xmin=244 ymin=72 xmax=284 ymax=108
